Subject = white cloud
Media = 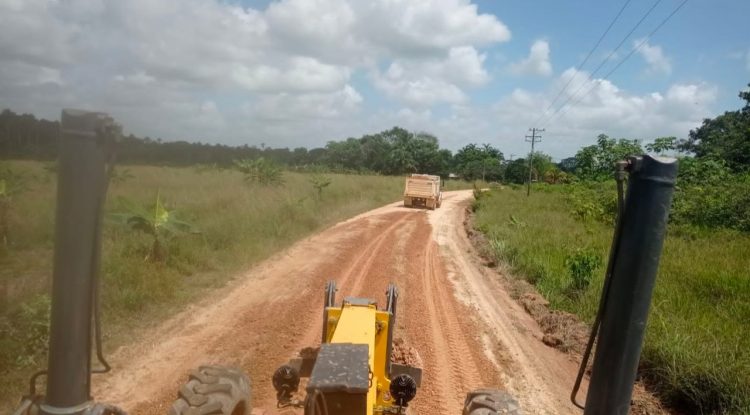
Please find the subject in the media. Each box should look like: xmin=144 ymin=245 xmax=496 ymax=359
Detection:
xmin=263 ymin=0 xmax=510 ymax=61
xmin=635 ymin=39 xmax=672 ymax=75
xmin=333 ymin=73 xmax=718 ymax=158
xmin=354 ymin=0 xmax=510 ymax=56
xmin=114 ymin=72 xmax=155 ymax=87
xmin=484 ymin=70 xmax=717 ymax=157
xmin=0 ymin=61 xmax=63 ymax=87
xmin=373 ymin=64 xmax=467 ymax=107
xmin=230 ymin=58 xmax=351 ymax=93
xmin=0 ymin=0 xmax=510 ymax=146
xmin=510 ymin=40 xmax=552 ymax=77
xmin=250 ymin=85 xmax=363 ymax=121
xmin=0 ymin=0 xmax=723 ymax=157
xmin=371 ymin=46 xmax=489 ymax=106
xmin=443 ymin=46 xmax=491 ymax=86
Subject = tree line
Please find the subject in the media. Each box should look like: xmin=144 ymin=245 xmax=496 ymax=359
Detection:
xmin=0 ymin=109 xmax=507 ymax=180
xmin=2 ymin=83 xmax=748 ymax=184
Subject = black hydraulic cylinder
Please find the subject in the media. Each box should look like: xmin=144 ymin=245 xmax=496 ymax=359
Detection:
xmin=583 ymin=155 xmax=678 ymax=415
xmin=42 ymin=110 xmax=112 ymax=415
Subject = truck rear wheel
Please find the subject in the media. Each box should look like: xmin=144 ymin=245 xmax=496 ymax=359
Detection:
xmin=169 ymin=365 xmax=251 ymax=415
xmin=462 ymin=389 xmax=520 ymax=415
xmin=404 ymin=197 xmax=412 ymax=207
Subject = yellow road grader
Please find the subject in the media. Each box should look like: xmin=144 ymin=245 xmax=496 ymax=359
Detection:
xmin=12 ymin=110 xmax=677 ymax=415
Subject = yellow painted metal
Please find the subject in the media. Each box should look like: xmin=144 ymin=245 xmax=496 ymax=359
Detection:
xmin=324 ymin=302 xmax=394 ymax=415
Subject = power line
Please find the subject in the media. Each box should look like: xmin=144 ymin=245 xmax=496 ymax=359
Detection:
xmin=533 ymin=0 xmax=633 ymax=126
xmin=544 ymin=0 xmax=689 ymax=128
xmin=525 ymin=128 xmax=543 ymax=196
xmin=537 ymin=0 xmax=664 ymax=128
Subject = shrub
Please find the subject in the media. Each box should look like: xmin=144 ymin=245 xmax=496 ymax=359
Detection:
xmin=0 ymin=294 xmax=50 ymax=368
xmin=233 ymin=158 xmax=285 ymax=185
xmin=0 ymin=165 xmax=28 ymax=249
xmin=671 ymin=160 xmax=750 ymax=231
xmin=309 ymin=174 xmax=332 ymax=198
xmin=564 ymin=182 xmax=618 ymax=224
xmin=565 ymin=248 xmax=602 ymax=291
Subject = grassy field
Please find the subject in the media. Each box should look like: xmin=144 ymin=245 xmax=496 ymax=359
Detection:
xmin=473 ymin=185 xmax=750 ymax=414
xmin=1 ymin=161 xmax=475 ymax=410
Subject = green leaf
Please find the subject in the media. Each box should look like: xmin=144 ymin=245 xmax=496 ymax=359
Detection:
xmin=127 ymin=216 xmax=155 ymax=235
xmin=153 ymin=191 xmax=170 ymax=229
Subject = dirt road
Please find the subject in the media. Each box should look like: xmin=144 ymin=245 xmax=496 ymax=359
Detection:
xmin=94 ymin=190 xmax=583 ymax=414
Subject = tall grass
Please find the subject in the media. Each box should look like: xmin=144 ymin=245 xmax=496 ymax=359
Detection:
xmin=0 ymin=161 xmax=405 ymax=410
xmin=473 ymin=185 xmax=750 ymax=414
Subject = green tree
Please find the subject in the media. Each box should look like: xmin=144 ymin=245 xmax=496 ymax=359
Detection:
xmin=503 ymin=152 xmax=554 ymax=184
xmin=574 ymin=134 xmax=643 ymax=180
xmin=454 ymin=143 xmax=504 ymax=181
xmin=360 ymin=134 xmax=391 ymax=172
xmin=411 ymin=133 xmax=443 ymax=173
xmin=504 ymin=158 xmax=528 ymax=184
xmin=325 ymin=138 xmax=363 ymax=171
xmin=678 ymin=83 xmax=750 ymax=171
xmin=646 ymin=136 xmax=677 ymax=155
xmin=382 ymin=127 xmax=417 ymax=174
xmin=543 ymin=166 xmax=570 ymax=184
xmin=291 ymin=147 xmax=309 ymax=166
xmin=530 ymin=152 xmax=554 ymax=181
xmin=437 ymin=148 xmax=454 ymax=177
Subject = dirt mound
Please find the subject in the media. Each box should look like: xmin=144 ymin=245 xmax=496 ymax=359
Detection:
xmin=517 ymin=293 xmax=589 ymax=354
xmin=391 ymin=337 xmax=423 ymax=367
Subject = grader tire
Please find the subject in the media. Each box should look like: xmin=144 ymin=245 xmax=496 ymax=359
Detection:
xmin=169 ymin=365 xmax=251 ymax=415
xmin=462 ymin=389 xmax=520 ymax=415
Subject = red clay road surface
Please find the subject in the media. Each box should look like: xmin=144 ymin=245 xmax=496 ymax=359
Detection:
xmin=94 ymin=190 xmax=584 ymax=414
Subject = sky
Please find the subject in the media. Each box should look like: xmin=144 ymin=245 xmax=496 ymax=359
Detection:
xmin=0 ymin=0 xmax=748 ymax=159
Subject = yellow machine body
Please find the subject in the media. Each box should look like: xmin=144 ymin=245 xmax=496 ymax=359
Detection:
xmin=324 ymin=301 xmax=393 ymax=414
xmin=273 ymin=282 xmax=419 ymax=415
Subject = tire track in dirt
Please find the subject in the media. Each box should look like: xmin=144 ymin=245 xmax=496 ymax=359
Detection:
xmin=291 ymin=212 xmax=413 ymax=350
xmin=398 ymin=216 xmax=496 ymax=415
xmin=97 ymin=210 xmax=415 ymax=414
xmin=428 ymin=192 xmax=583 ymax=414
xmin=254 ymin=212 xmax=414 ymax=409
xmin=93 ymin=192 xmax=580 ymax=415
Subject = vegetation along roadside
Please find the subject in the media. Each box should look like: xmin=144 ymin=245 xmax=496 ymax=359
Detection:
xmin=0 ymin=161 xmax=472 ymax=410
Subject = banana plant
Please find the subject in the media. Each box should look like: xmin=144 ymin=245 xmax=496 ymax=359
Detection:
xmin=309 ymin=173 xmax=332 ymax=198
xmin=109 ymin=167 xmax=134 ymax=184
xmin=112 ymin=192 xmax=194 ymax=262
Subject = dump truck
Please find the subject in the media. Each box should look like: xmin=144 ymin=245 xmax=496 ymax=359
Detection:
xmin=13 ymin=110 xmax=678 ymax=415
xmin=403 ymin=174 xmax=442 ymax=210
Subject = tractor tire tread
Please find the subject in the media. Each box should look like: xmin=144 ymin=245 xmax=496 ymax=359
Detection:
xmin=170 ymin=365 xmax=251 ymax=415
xmin=463 ymin=389 xmax=521 ymax=415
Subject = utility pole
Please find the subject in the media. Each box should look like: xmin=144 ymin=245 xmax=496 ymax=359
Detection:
xmin=525 ymin=128 xmax=544 ymax=196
